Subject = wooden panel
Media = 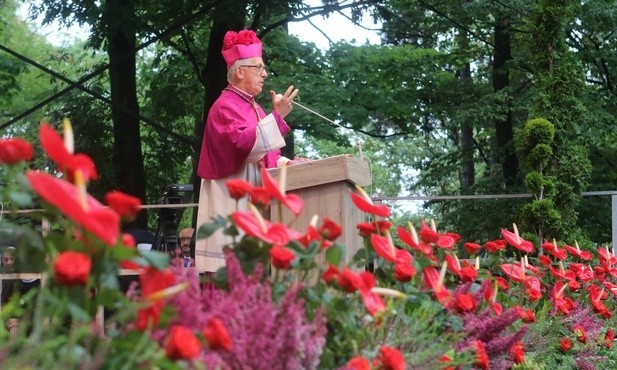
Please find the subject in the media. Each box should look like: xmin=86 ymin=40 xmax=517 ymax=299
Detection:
xmin=270 ymin=180 xmax=365 ymax=269
xmin=268 ymin=155 xmax=372 ymax=191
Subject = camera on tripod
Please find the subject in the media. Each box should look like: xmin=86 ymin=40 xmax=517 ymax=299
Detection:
xmin=153 ymin=184 xmax=193 ymax=254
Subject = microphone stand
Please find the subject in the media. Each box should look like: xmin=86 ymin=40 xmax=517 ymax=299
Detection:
xmin=291 ymin=100 xmax=363 ymax=160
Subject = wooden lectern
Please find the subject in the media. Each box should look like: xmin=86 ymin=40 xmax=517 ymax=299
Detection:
xmin=267 ymin=155 xmax=372 ymax=267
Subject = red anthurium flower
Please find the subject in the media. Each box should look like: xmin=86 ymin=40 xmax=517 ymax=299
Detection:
xmin=394 ymin=263 xmax=416 ymax=282
xmin=355 ymin=271 xmax=387 ymax=316
xmin=567 ymin=280 xmax=581 ymax=292
xmin=453 ymin=292 xmax=477 ymax=313
xmin=552 ymin=281 xmax=574 ymax=315
xmin=419 ymin=220 xmax=441 ymax=244
xmin=538 ymin=254 xmax=552 ymax=266
xmin=490 ymin=302 xmax=503 ymax=316
xmin=39 ymin=122 xmax=98 ymax=181
xmin=53 ymin=251 xmax=91 ymax=286
xmin=500 ymin=263 xmax=526 ymax=283
xmin=349 ymin=186 xmax=391 ymax=217
xmin=515 ymin=305 xmax=536 ymax=323
xmin=225 ymin=179 xmax=253 ymax=200
xmin=135 ymin=267 xmax=175 ymax=331
xmin=501 ymin=226 xmax=534 ymax=254
xmin=571 ymin=264 xmax=594 ymax=282
xmin=26 ymin=170 xmax=120 ymax=245
xmin=346 ymin=356 xmax=371 ymax=370
xmin=260 ymin=166 xmax=303 ymax=216
xmin=464 ymin=242 xmax=481 ymax=255
xmin=573 ymin=325 xmax=587 ymax=343
xmin=549 ymin=263 xmax=576 ymax=281
xmin=560 ymin=337 xmax=571 ymax=352
xmin=203 ymin=318 xmax=233 ymax=351
xmin=598 ymin=246 xmax=617 ymax=266
xmin=105 ymin=190 xmax=142 ymax=221
xmin=232 ymin=208 xmax=295 ymax=245
xmin=564 ymin=242 xmax=592 ymax=261
xmin=423 ymin=263 xmax=451 ymax=305
xmin=495 ymin=276 xmax=509 ymax=291
xmin=509 ymin=341 xmax=525 ymax=364
xmin=377 ymin=345 xmax=405 ymax=370
xmin=371 ymin=233 xmax=399 ymax=263
xmin=589 ymin=284 xmax=608 ymax=301
xmin=165 ymin=325 xmax=201 ymax=360
xmin=603 ymin=281 xmax=617 ymax=297
xmin=542 ymin=240 xmax=567 ymax=260
xmin=524 ymin=276 xmax=542 ymax=301
xmin=297 ymin=224 xmax=321 ymax=247
xmin=249 ymin=187 xmax=270 ymax=207
xmin=604 ymin=329 xmax=614 ymax=349
xmin=39 ymin=121 xmax=71 ymax=166
xmin=338 ymin=268 xmax=363 ymax=293
xmin=0 ymin=138 xmax=33 ymax=165
xmin=473 ymin=340 xmax=489 ymax=370
xmin=397 ymin=225 xmax=433 ymax=256
xmin=485 ymin=239 xmax=506 ymax=253
xmin=270 ymin=245 xmax=295 ymax=269
xmin=360 ymin=288 xmax=386 ymax=316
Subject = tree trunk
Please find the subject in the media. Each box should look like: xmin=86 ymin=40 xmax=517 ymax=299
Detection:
xmin=457 ymin=29 xmax=474 ymax=192
xmin=105 ymin=0 xmax=147 ymax=228
xmin=492 ymin=15 xmax=517 ymax=187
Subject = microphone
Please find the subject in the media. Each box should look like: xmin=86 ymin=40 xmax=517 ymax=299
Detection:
xmin=283 ymin=97 xmax=364 ymax=160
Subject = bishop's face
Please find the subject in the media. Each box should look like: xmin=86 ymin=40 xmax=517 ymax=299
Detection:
xmin=236 ymin=57 xmax=268 ymax=96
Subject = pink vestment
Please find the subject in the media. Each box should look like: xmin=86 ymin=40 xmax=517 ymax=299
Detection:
xmin=196 ymin=87 xmax=291 ymax=179
xmin=195 ymin=86 xmax=291 ymax=272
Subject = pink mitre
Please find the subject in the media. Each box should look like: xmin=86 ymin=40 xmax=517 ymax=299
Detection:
xmin=221 ymin=29 xmax=263 ymax=70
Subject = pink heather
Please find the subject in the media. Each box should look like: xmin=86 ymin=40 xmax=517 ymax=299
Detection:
xmin=160 ymin=250 xmax=327 ymax=369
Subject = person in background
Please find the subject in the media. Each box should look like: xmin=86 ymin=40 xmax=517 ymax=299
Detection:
xmin=195 ymin=29 xmax=307 ymax=273
xmin=1 ymin=246 xmax=39 ymax=335
xmin=171 ymin=227 xmax=195 ymax=268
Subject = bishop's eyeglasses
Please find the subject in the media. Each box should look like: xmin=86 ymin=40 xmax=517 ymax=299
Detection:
xmin=240 ymin=64 xmax=267 ymax=73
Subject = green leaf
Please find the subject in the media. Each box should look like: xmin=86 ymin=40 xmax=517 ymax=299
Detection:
xmin=138 ymin=249 xmax=169 ymax=269
xmin=325 ymin=244 xmax=344 ymax=266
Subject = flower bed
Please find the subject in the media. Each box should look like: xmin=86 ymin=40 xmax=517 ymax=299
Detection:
xmin=0 ymin=120 xmax=615 ymax=369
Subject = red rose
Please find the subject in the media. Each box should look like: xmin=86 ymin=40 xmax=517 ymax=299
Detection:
xmin=165 ymin=325 xmax=201 ymax=360
xmin=378 ymin=345 xmax=405 ymax=370
xmin=356 ymin=222 xmax=377 ymax=238
xmin=53 ymin=251 xmax=91 ymax=286
xmin=346 ymin=356 xmax=371 ymax=370
xmin=318 ymin=218 xmax=342 ymax=241
xmin=0 ymin=138 xmax=33 ymax=165
xmin=270 ymin=245 xmax=295 ymax=269
xmin=559 ymin=337 xmax=571 ymax=352
xmin=226 ymin=179 xmax=253 ymax=200
xmin=509 ymin=341 xmax=525 ymax=364
xmin=105 ymin=190 xmax=142 ymax=221
xmin=322 ymin=265 xmax=340 ymax=284
xmin=464 ymin=242 xmax=481 ymax=255
xmin=453 ymin=292 xmax=477 ymax=313
xmin=203 ymin=318 xmax=233 ymax=351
